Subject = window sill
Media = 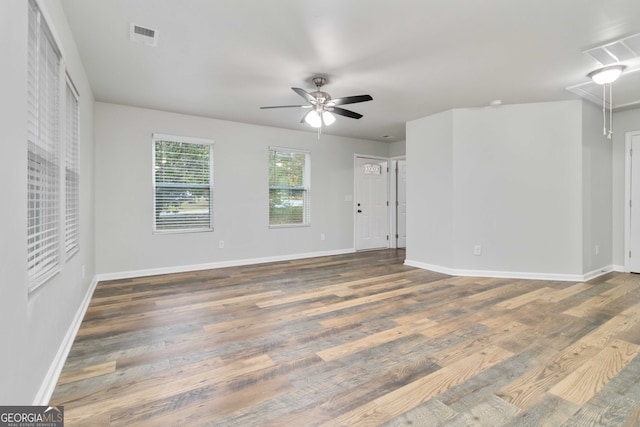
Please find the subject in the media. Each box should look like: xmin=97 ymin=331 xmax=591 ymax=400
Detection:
xmin=268 ymin=224 xmax=310 ymax=229
xmin=153 ymin=228 xmax=214 ymax=235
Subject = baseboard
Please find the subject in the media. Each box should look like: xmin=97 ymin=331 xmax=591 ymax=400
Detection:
xmin=96 ymin=248 xmax=356 ymax=282
xmin=404 ymin=260 xmax=459 ymax=277
xmin=33 ymin=275 xmax=99 ymax=405
xmin=582 ymin=265 xmax=615 ymax=281
xmin=612 ymin=264 xmax=625 ymax=273
xmin=404 ymin=259 xmax=612 ymax=282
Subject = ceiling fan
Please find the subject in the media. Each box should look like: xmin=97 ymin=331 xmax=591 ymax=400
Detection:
xmin=260 ymin=76 xmax=373 ymax=129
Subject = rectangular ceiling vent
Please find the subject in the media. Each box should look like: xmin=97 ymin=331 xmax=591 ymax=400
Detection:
xmin=585 ymin=33 xmax=640 ymax=65
xmin=129 ymin=23 xmax=158 ymax=46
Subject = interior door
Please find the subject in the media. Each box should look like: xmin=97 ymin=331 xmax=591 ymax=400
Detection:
xmin=356 ymin=157 xmax=389 ymax=250
xmin=630 ymin=134 xmax=640 ymax=272
xmin=397 ymin=160 xmax=407 ymax=248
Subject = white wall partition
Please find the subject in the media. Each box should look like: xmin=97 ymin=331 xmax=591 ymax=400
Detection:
xmin=406 ymin=110 xmax=455 ymax=268
xmin=406 ymin=100 xmax=611 ymax=279
xmin=581 ymin=101 xmax=613 ymax=276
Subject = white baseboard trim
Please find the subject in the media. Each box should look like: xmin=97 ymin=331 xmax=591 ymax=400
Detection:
xmin=612 ymin=264 xmax=625 ymax=273
xmin=582 ymin=265 xmax=615 ymax=281
xmin=96 ymin=248 xmax=356 ymax=282
xmin=33 ymin=275 xmax=99 ymax=405
xmin=404 ymin=259 xmax=616 ymax=282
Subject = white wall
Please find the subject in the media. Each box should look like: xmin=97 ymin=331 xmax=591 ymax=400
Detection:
xmin=389 ymin=140 xmax=406 ymax=158
xmin=0 ymin=0 xmax=95 ymax=404
xmin=406 ymin=110 xmax=455 ymax=267
xmin=406 ymin=101 xmax=595 ymax=278
xmin=94 ymin=102 xmax=389 ymax=275
xmin=582 ymin=101 xmax=613 ymax=274
xmin=612 ymin=108 xmax=640 ymax=267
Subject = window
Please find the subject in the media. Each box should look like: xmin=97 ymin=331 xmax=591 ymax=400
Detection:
xmin=153 ymin=134 xmax=213 ymax=233
xmin=268 ymin=147 xmax=310 ymax=226
xmin=65 ymin=79 xmax=80 ymax=258
xmin=27 ymin=0 xmax=62 ymax=290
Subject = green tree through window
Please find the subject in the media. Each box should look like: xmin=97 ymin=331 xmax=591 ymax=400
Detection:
xmin=154 ymin=135 xmax=213 ymax=232
xmin=269 ymin=149 xmax=310 ymax=225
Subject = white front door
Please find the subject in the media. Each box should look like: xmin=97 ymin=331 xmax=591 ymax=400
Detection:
xmin=630 ymin=133 xmax=640 ymax=272
xmin=397 ymin=160 xmax=407 ymax=248
xmin=356 ymin=157 xmax=388 ymax=250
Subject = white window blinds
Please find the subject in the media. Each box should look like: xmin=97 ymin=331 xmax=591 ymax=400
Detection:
xmin=27 ymin=0 xmax=62 ymax=289
xmin=268 ymin=148 xmax=310 ymax=226
xmin=65 ymin=80 xmax=80 ymax=257
xmin=153 ymin=134 xmax=213 ymax=233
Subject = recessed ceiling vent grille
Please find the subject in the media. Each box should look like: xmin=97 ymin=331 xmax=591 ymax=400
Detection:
xmin=585 ymin=33 xmax=640 ymax=65
xmin=129 ymin=23 xmax=158 ymax=46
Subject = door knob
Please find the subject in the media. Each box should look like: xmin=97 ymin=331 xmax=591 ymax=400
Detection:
xmin=357 ymin=209 xmax=362 ymax=213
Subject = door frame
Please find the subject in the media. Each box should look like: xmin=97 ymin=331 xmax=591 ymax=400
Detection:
xmin=354 ymin=154 xmax=390 ymax=250
xmin=389 ymin=156 xmax=406 ymax=249
xmin=624 ymin=130 xmax=640 ymax=272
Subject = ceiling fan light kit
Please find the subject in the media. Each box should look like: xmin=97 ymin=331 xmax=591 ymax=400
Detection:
xmin=303 ymin=110 xmax=336 ymax=128
xmin=260 ymin=76 xmax=373 ymax=137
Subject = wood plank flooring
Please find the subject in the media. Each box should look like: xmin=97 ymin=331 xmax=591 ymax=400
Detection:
xmin=51 ymin=250 xmax=640 ymax=426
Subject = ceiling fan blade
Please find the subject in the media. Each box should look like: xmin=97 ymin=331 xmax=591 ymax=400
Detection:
xmin=292 ymin=87 xmax=317 ymax=103
xmin=329 ymin=94 xmax=373 ymax=106
xmin=331 ymin=107 xmax=363 ymax=120
xmin=260 ymin=105 xmax=307 ymax=109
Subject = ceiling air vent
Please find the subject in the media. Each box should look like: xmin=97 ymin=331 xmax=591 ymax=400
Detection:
xmin=585 ymin=33 xmax=640 ymax=65
xmin=129 ymin=23 xmax=158 ymax=46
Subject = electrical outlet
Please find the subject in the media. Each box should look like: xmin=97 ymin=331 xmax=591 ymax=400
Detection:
xmin=219 ymin=240 xmax=224 ymax=249
xmin=473 ymin=245 xmax=482 ymax=256
xmin=320 ymin=233 xmax=326 ymax=241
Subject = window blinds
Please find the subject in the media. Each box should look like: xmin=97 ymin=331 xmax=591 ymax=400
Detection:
xmin=65 ymin=81 xmax=80 ymax=257
xmin=153 ymin=135 xmax=213 ymax=232
xmin=27 ymin=0 xmax=62 ymax=289
xmin=268 ymin=148 xmax=310 ymax=226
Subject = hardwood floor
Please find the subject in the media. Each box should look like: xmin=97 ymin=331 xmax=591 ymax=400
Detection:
xmin=51 ymin=250 xmax=640 ymax=426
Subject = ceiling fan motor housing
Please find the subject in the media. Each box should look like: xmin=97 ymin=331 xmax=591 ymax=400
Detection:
xmin=314 ymin=91 xmax=331 ymax=105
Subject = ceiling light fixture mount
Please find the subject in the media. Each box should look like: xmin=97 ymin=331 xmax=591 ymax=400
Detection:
xmin=587 ymin=64 xmax=626 ymax=140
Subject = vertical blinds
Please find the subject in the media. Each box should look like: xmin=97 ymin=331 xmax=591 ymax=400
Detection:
xmin=153 ymin=136 xmax=213 ymax=232
xmin=65 ymin=81 xmax=80 ymax=257
xmin=268 ymin=148 xmax=310 ymax=226
xmin=27 ymin=0 xmax=62 ymax=288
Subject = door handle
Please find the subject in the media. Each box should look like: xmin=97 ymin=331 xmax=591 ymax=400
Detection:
xmin=357 ymin=209 xmax=362 ymax=213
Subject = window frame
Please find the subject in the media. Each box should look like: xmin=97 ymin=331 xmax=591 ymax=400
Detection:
xmin=268 ymin=146 xmax=311 ymax=228
xmin=152 ymin=133 xmax=214 ymax=234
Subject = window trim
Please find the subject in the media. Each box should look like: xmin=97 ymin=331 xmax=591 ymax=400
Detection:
xmin=152 ymin=133 xmax=214 ymax=234
xmin=268 ymin=146 xmax=311 ymax=228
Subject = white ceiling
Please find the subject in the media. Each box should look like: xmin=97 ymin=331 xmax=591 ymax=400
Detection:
xmin=60 ymin=0 xmax=640 ymax=142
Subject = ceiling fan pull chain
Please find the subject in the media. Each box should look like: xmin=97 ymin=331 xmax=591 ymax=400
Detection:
xmin=602 ymin=84 xmax=607 ymax=136
xmin=608 ymin=83 xmax=613 ymax=140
